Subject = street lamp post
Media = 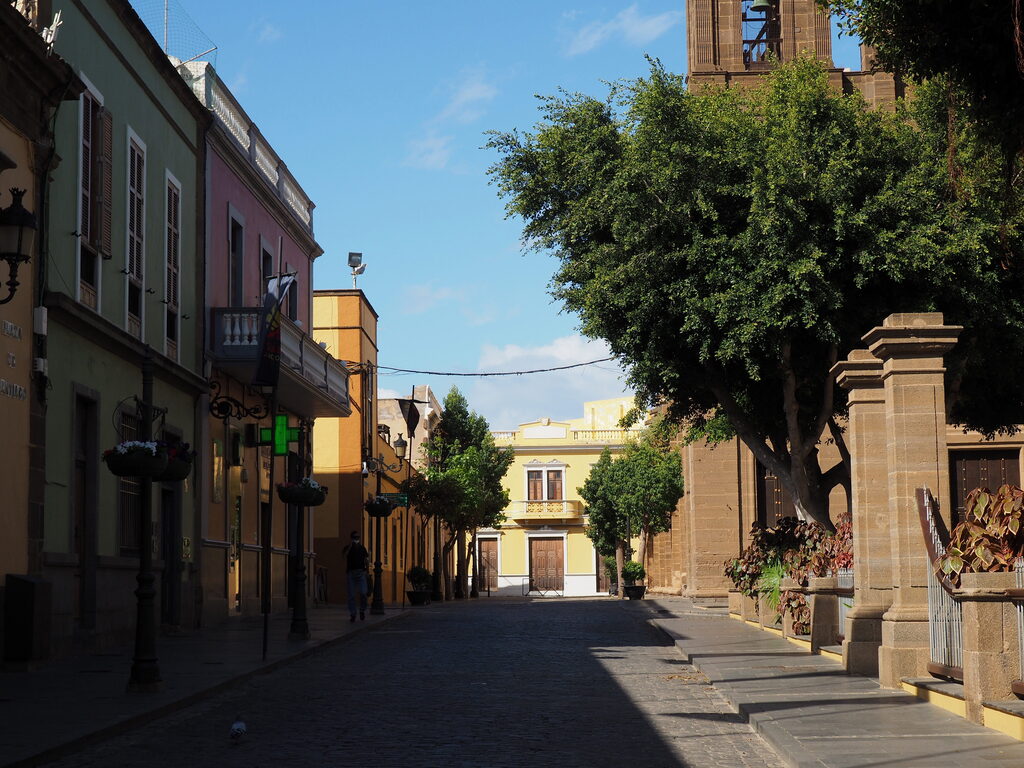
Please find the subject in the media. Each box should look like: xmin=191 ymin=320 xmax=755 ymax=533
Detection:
xmin=366 ymin=435 xmax=407 ymax=615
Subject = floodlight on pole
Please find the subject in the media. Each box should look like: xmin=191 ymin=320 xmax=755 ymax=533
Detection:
xmin=349 ymin=252 xmax=367 ymax=289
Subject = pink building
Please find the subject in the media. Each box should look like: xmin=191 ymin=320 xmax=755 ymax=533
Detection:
xmin=183 ymin=62 xmax=350 ymax=626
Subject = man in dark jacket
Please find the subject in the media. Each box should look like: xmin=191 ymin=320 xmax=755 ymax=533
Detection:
xmin=344 ymin=530 xmax=370 ymax=622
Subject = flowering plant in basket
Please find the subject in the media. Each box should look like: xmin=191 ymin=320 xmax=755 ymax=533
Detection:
xmin=277 ymin=477 xmax=328 ymax=506
xmin=155 ymin=441 xmax=197 ymax=482
xmin=102 ymin=440 xmax=167 ymax=477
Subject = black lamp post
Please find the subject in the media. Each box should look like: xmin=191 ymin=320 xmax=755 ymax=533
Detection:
xmin=0 ymin=188 xmax=36 ymax=306
xmin=366 ymin=434 xmax=407 ymax=615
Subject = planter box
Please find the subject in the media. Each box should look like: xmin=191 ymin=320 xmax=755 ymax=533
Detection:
xmin=728 ymin=589 xmax=743 ymax=615
xmin=104 ymin=449 xmax=167 ymax=478
xmin=624 ymin=585 xmax=647 ymax=600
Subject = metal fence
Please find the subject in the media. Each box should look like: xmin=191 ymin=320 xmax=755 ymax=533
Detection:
xmin=836 ymin=567 xmax=854 ymax=641
xmin=1016 ymin=558 xmax=1024 ymax=683
xmin=921 ymin=490 xmax=963 ymax=677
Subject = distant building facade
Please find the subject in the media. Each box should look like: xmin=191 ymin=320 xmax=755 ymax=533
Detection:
xmin=481 ymin=397 xmax=644 ymax=597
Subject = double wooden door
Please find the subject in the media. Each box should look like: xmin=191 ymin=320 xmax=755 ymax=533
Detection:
xmin=530 ymin=537 xmax=564 ymax=592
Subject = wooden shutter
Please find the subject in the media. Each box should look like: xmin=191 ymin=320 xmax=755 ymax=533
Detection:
xmin=97 ymin=108 xmax=113 ymax=258
xmin=547 ymin=470 xmax=563 ymax=501
xmin=166 ymin=182 xmax=180 ymax=309
xmin=527 ymin=470 xmax=543 ymax=501
xmin=80 ymin=93 xmax=93 ymax=243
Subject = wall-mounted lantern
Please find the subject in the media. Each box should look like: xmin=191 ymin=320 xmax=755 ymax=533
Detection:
xmin=0 ymin=188 xmax=37 ymax=306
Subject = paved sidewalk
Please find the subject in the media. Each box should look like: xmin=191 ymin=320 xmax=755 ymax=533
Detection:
xmin=638 ymin=597 xmax=1024 ymax=768
xmin=0 ymin=604 xmax=406 ymax=767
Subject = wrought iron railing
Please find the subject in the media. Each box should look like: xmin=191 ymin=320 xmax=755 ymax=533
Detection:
xmin=836 ymin=567 xmax=854 ymax=642
xmin=916 ymin=488 xmax=963 ymax=680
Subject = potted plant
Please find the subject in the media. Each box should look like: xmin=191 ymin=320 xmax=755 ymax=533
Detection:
xmin=277 ymin=477 xmax=328 ymax=506
xmin=622 ymin=560 xmax=647 ymax=599
xmin=155 ymin=441 xmax=196 ymax=482
xmin=103 ymin=440 xmax=167 ymax=478
xmin=406 ymin=565 xmax=432 ymax=606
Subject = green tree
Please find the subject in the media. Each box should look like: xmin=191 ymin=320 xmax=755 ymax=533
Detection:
xmin=580 ymin=437 xmax=683 ymax=595
xmin=826 ymin=0 xmax=1024 ymax=158
xmin=420 ymin=387 xmax=513 ymax=598
xmin=489 ymin=58 xmax=1024 ymax=529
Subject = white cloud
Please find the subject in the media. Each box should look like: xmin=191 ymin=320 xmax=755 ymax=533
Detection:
xmin=404 ymin=133 xmax=453 ymax=170
xmin=402 ymin=281 xmax=463 ymax=314
xmin=566 ymin=4 xmax=683 ymax=56
xmin=468 ymin=335 xmax=631 ymax=431
xmin=434 ymin=70 xmax=498 ymax=125
xmin=257 ymin=22 xmax=282 ymax=43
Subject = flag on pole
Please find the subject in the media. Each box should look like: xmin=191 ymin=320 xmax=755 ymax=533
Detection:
xmin=251 ymin=273 xmax=296 ymax=388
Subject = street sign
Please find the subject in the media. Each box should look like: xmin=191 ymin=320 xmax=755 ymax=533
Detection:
xmin=380 ymin=492 xmax=408 ymax=506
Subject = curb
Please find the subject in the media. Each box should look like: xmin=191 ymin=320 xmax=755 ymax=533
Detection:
xmin=4 ymin=610 xmax=412 ymax=768
xmin=644 ymin=612 xmax=828 ymax=768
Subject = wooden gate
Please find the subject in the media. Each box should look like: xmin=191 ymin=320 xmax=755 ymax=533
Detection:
xmin=529 ymin=537 xmax=564 ymax=592
xmin=479 ymin=538 xmax=498 ymax=590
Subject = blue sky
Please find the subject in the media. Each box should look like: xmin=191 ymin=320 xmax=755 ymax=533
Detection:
xmin=141 ymin=1 xmax=861 ymax=431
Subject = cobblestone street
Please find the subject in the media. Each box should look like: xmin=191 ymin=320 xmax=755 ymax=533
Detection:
xmin=44 ymin=598 xmax=777 ymax=768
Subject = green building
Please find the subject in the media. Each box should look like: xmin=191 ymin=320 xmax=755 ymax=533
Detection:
xmin=41 ymin=0 xmax=209 ymax=654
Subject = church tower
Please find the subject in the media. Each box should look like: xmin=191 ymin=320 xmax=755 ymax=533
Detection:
xmin=687 ymin=0 xmax=901 ymax=106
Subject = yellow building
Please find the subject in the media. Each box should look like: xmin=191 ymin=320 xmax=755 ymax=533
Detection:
xmin=478 ymin=397 xmax=644 ymax=597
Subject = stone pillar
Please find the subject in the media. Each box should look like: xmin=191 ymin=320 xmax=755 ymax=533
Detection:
xmin=833 ymin=350 xmax=890 ymax=675
xmin=959 ymin=573 xmax=1021 ymax=724
xmin=807 ymin=576 xmax=840 ymax=652
xmin=863 ymin=313 xmax=961 ymax=688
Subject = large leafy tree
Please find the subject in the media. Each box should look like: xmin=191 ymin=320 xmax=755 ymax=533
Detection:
xmin=826 ymin=0 xmax=1024 ymax=158
xmin=489 ymin=58 xmax=1024 ymax=529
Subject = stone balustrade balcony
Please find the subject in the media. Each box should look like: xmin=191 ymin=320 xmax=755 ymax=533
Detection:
xmin=508 ymin=499 xmax=583 ymax=520
xmin=210 ymin=307 xmax=349 ymax=418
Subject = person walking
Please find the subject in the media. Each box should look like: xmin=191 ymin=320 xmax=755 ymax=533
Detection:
xmin=344 ymin=530 xmax=369 ymax=622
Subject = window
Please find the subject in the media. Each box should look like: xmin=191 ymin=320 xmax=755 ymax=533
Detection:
xmin=117 ymin=410 xmax=142 ymax=555
xmin=285 ymin=263 xmax=298 ymax=321
xmin=261 ymin=244 xmax=274 ymax=300
xmin=527 ymin=466 xmax=564 ymax=501
xmin=79 ymin=87 xmax=112 ymax=308
xmin=126 ymin=136 xmax=145 ymax=338
xmin=165 ymin=176 xmax=181 ymax=360
xmin=229 ymin=216 xmax=244 ymax=306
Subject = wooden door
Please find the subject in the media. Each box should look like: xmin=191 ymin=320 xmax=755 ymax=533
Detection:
xmin=479 ymin=539 xmax=498 ymax=590
xmin=756 ymin=462 xmax=796 ymax=526
xmin=950 ymin=449 xmax=1021 ymax=524
xmin=530 ymin=537 xmax=564 ymax=592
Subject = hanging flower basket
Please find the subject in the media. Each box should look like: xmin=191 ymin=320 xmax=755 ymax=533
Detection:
xmin=155 ymin=442 xmax=196 ymax=482
xmin=364 ymin=496 xmax=393 ymax=518
xmin=103 ymin=441 xmax=167 ymax=478
xmin=278 ymin=478 xmax=328 ymax=506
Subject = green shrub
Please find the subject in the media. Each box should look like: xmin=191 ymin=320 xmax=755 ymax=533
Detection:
xmin=622 ymin=560 xmax=645 ymax=584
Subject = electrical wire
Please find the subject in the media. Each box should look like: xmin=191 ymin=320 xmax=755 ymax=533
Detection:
xmin=374 ymin=357 xmax=616 ymax=377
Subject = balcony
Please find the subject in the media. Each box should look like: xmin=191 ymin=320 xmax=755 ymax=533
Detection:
xmin=508 ymin=500 xmax=583 ymax=520
xmin=210 ymin=307 xmax=350 ymax=418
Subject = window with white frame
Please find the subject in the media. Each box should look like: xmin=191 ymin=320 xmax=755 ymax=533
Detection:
xmin=126 ymin=135 xmax=145 ymax=338
xmin=526 ymin=464 xmax=565 ymax=501
xmin=164 ymin=176 xmax=181 ymax=360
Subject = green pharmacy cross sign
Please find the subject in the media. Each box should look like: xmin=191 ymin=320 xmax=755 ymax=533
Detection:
xmin=259 ymin=414 xmax=301 ymax=456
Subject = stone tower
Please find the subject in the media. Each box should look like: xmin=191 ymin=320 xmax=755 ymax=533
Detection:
xmin=687 ymin=0 xmax=833 ymax=87
xmin=686 ymin=0 xmax=902 ymax=106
